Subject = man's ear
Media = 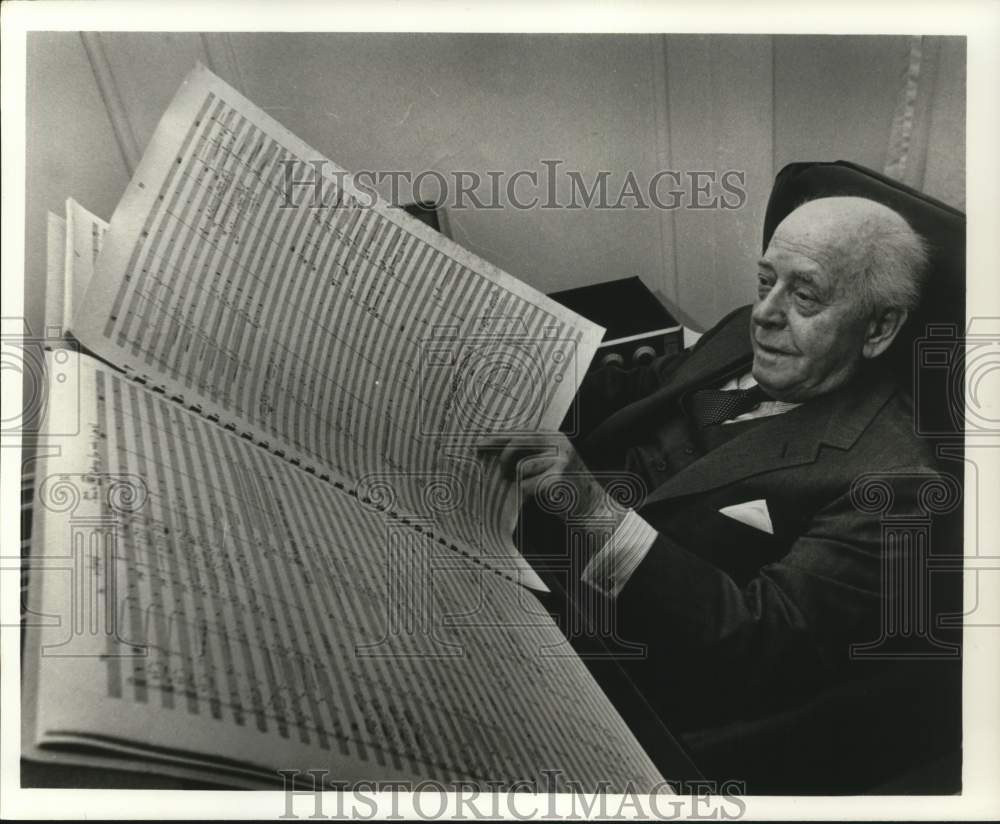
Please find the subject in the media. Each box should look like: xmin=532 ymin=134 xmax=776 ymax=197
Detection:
xmin=862 ymin=307 xmax=909 ymax=359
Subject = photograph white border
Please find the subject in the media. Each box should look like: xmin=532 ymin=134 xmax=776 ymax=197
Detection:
xmin=2 ymin=1 xmax=998 ymax=819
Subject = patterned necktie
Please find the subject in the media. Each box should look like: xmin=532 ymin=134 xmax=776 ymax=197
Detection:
xmin=690 ymin=384 xmax=769 ymax=428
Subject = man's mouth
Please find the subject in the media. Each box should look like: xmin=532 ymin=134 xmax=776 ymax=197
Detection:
xmin=754 ymin=339 xmax=794 ymax=357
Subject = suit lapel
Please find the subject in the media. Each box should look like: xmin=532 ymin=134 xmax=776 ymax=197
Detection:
xmin=583 ymin=307 xmax=754 ymax=455
xmin=642 ymin=365 xmax=900 ymax=507
xmin=670 ymin=306 xmax=755 ymax=388
xmin=580 ymin=301 xmax=901 ymax=505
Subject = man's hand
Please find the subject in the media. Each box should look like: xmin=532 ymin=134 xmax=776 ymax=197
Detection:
xmin=477 ymin=431 xmax=628 ymax=529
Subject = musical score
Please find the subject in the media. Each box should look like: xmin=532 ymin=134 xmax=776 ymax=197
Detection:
xmin=76 ymin=67 xmax=602 ymax=574
xmin=28 ymin=66 xmax=656 ymax=792
xmin=69 ymin=362 xmax=657 ymax=788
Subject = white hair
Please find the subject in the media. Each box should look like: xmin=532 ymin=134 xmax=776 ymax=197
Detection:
xmin=791 ymin=196 xmax=930 ymax=315
xmin=848 ymin=210 xmax=929 ymax=314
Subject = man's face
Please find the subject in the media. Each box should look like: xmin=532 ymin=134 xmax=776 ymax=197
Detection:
xmin=750 ymin=211 xmax=873 ymax=402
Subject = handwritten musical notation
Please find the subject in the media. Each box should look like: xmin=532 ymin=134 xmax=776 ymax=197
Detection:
xmin=74 ymin=66 xmax=603 ymax=575
xmin=72 ymin=361 xmax=657 ymax=788
xmin=28 ymin=67 xmax=658 ymax=791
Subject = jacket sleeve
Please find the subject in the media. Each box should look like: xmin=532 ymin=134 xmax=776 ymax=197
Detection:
xmin=568 ymin=467 xmax=945 ymax=725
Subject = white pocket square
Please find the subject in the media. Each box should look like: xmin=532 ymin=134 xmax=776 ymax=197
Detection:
xmin=719 ymin=499 xmax=774 ymax=534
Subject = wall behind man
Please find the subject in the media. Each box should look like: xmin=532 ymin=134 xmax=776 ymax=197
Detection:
xmin=24 ymin=32 xmax=965 ymax=340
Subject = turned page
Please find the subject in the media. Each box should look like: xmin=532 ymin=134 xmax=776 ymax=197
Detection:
xmin=43 ymin=199 xmax=109 ymax=341
xmin=24 ymin=354 xmax=661 ymax=791
xmin=74 ymin=65 xmax=603 ymax=585
xmin=63 ymin=198 xmax=110 ymax=336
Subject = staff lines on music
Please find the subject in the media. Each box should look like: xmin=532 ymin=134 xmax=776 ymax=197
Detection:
xmin=89 ymin=92 xmax=585 ymax=577
xmin=35 ymin=80 xmax=655 ymax=780
xmin=125 ymin=262 xmax=418 ymax=440
xmin=114 ymin=199 xmax=569 ymax=476
xmin=108 ymin=604 xmax=526 ymax=778
xmin=185 ymin=124 xmax=459 ymax=315
xmin=128 ymin=191 xmax=563 ymax=403
xmin=33 ymin=67 xmax=659 ymax=790
xmin=101 ymin=380 xmax=514 ymax=641
xmin=121 ymin=204 xmax=429 ymax=393
xmin=94 ymin=382 xmax=628 ymax=784
xmin=185 ymin=110 xmax=464 ymax=308
xmin=116 ymin=286 xmax=570 ymax=536
xmin=108 ymin=321 xmax=528 ymax=588
xmin=104 ymin=381 xmax=465 ymax=555
xmin=104 ymin=97 xmax=576 ymax=440
xmin=97 ymin=380 xmax=484 ymax=772
xmin=159 ymin=109 xmax=465 ymax=326
xmin=93 ymin=370 xmax=607 ymax=781
xmin=103 ymin=385 xmax=413 ymax=576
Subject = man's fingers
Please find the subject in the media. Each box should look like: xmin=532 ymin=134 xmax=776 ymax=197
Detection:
xmin=476 ymin=433 xmax=512 ymax=452
xmin=476 ymin=432 xmax=568 ymax=480
xmin=477 ymin=431 xmax=564 ymax=453
xmin=516 ymin=455 xmax=562 ymax=481
xmin=503 ymin=443 xmax=564 ymax=476
xmin=476 ymin=435 xmax=528 ymax=478
xmin=483 ymin=439 xmax=558 ymax=478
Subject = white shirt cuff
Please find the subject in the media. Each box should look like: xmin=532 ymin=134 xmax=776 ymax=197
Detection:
xmin=580 ymin=509 xmax=658 ymax=599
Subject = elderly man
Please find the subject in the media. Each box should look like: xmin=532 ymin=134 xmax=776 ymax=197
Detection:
xmin=485 ymin=196 xmax=943 ymax=768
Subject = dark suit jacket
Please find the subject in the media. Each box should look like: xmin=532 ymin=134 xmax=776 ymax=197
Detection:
xmin=526 ymin=305 xmax=953 ymax=744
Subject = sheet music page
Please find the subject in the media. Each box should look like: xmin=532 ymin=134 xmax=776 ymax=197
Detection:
xmin=43 ymin=212 xmax=66 ymax=338
xmin=73 ymin=64 xmax=603 ymax=586
xmin=26 ymin=355 xmax=662 ymax=791
xmin=63 ymin=198 xmax=109 ymax=335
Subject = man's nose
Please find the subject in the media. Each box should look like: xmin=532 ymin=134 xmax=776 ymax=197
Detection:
xmin=752 ymin=286 xmax=786 ymax=328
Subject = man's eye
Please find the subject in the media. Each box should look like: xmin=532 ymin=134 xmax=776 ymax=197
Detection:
xmin=795 ymin=292 xmax=817 ymax=306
